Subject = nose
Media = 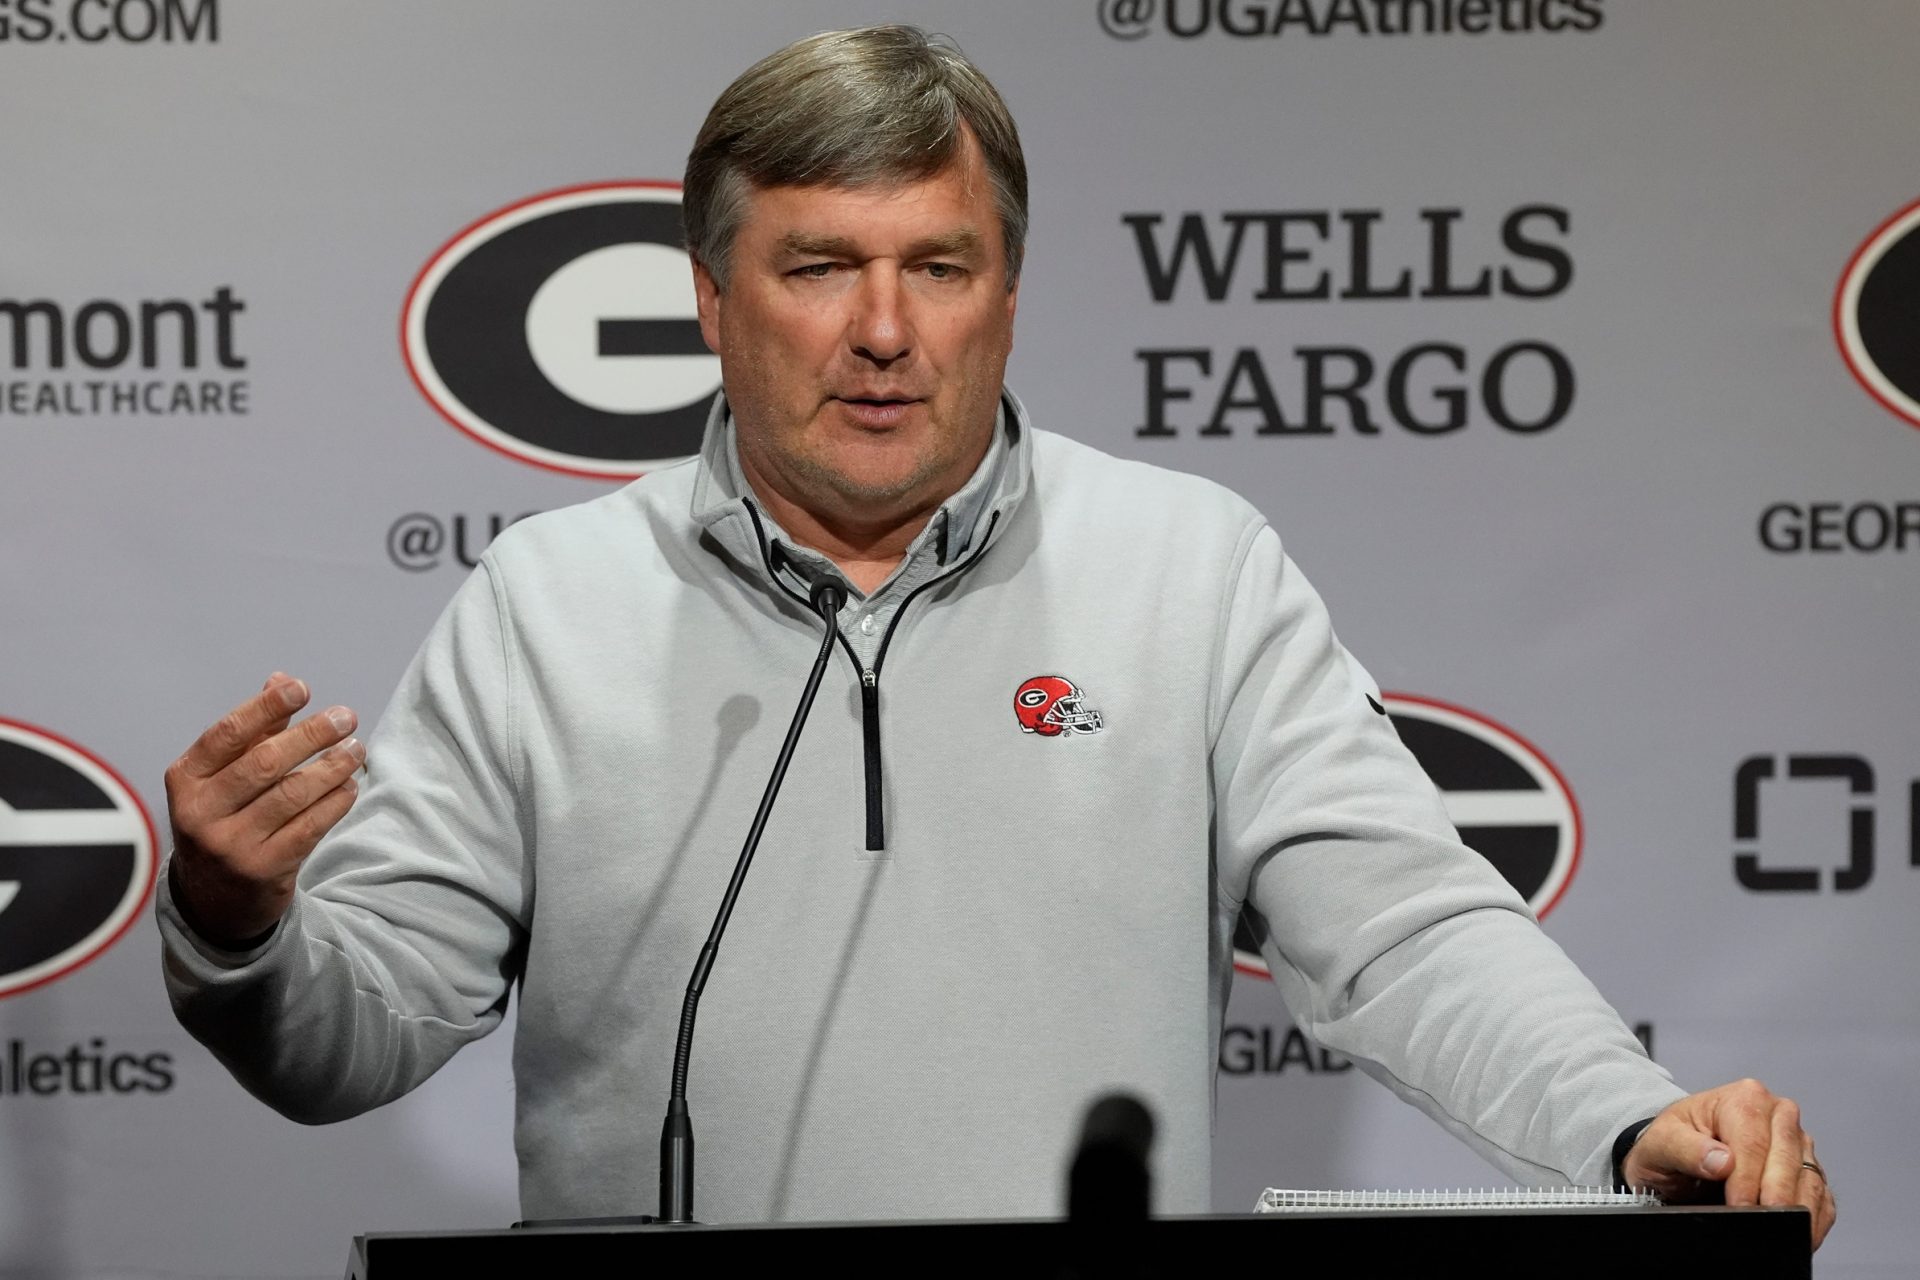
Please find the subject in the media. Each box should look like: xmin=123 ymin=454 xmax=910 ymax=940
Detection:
xmin=849 ymin=268 xmax=911 ymax=366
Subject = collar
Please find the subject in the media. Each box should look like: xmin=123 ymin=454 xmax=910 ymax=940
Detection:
xmin=690 ymin=388 xmax=1031 ymax=597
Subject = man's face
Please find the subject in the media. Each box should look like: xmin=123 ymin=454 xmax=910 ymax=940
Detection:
xmin=693 ymin=130 xmax=1018 ymax=533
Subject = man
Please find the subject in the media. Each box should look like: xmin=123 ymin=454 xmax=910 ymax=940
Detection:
xmin=160 ymin=26 xmax=1834 ymax=1242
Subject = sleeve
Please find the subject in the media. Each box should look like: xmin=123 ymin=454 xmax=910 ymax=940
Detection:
xmin=1208 ymin=521 xmax=1685 ymax=1187
xmin=156 ymin=556 xmax=530 ymax=1124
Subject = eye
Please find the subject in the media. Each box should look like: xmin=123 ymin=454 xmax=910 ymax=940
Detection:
xmin=790 ymin=263 xmax=836 ymax=279
xmin=923 ymin=262 xmax=961 ymax=281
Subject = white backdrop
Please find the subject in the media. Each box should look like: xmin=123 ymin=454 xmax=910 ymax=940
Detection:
xmin=1 ymin=2 xmax=1914 ymax=1275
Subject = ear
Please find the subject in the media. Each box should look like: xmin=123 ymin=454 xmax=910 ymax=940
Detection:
xmin=1002 ymin=278 xmax=1020 ymax=354
xmin=692 ymin=256 xmax=722 ymax=355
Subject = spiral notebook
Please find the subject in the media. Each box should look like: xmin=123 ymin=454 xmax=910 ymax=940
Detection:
xmin=1255 ymin=1186 xmax=1661 ymax=1213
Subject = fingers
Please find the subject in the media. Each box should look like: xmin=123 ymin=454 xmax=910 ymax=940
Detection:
xmin=1623 ymin=1081 xmax=1833 ymax=1250
xmin=170 ymin=678 xmax=359 ymax=854
xmin=201 ymin=703 xmax=359 ymax=820
xmin=1756 ymin=1096 xmax=1804 ymax=1207
xmin=176 ymin=675 xmax=310 ymax=780
xmin=1803 ymin=1136 xmax=1837 ymax=1250
xmin=167 ymin=761 xmax=361 ymax=947
xmin=1619 ymin=1109 xmax=1728 ymax=1199
xmin=1686 ymin=1081 xmax=1834 ymax=1250
xmin=164 ymin=674 xmax=365 ymax=944
xmin=241 ymin=735 xmax=366 ymax=836
xmin=1716 ymin=1079 xmax=1777 ymax=1206
xmin=260 ymin=774 xmax=359 ymax=868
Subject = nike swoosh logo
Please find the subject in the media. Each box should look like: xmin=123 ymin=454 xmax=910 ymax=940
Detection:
xmin=1366 ymin=695 xmax=1387 ymax=716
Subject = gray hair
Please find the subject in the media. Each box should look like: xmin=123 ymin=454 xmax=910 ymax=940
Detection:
xmin=683 ymin=25 xmax=1028 ymax=291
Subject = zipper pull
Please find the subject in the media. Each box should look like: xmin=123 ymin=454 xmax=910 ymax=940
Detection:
xmin=863 ymin=670 xmax=877 ymax=688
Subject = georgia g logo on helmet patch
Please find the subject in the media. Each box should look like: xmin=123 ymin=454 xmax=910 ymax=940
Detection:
xmin=1014 ymin=675 xmax=1104 ymax=737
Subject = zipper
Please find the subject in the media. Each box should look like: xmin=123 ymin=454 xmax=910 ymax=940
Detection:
xmin=859 ymin=670 xmax=882 ymax=848
xmin=743 ymin=500 xmax=1001 ymax=852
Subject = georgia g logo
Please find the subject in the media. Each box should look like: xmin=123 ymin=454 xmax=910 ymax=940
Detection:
xmin=0 ymin=720 xmax=158 ymax=999
xmin=1014 ymin=676 xmax=1104 ymax=737
xmin=402 ymin=181 xmax=720 ymax=479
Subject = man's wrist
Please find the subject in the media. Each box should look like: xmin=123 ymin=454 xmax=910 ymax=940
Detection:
xmin=167 ymin=859 xmax=281 ymax=952
xmin=1611 ymin=1117 xmax=1658 ymax=1190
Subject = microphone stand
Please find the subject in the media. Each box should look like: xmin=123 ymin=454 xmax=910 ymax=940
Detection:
xmin=657 ymin=579 xmax=847 ymax=1224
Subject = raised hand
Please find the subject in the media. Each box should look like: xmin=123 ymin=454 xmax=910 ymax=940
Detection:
xmin=163 ymin=674 xmax=362 ymax=946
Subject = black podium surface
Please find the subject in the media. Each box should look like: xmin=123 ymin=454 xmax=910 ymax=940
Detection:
xmin=346 ymin=1206 xmax=1810 ymax=1278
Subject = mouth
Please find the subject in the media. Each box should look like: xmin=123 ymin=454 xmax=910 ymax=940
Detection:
xmin=832 ymin=395 xmax=924 ymax=429
xmin=835 ymin=393 xmax=923 ymax=406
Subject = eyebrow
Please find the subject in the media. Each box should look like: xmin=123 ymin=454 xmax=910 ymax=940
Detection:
xmin=778 ymin=227 xmax=985 ymax=260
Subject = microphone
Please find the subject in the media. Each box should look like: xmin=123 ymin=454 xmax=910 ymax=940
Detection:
xmin=1066 ymin=1092 xmax=1155 ymax=1225
xmin=657 ymin=577 xmax=847 ymax=1224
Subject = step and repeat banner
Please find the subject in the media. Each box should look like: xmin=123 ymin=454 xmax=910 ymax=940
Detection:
xmin=2 ymin=2 xmax=1914 ymax=1275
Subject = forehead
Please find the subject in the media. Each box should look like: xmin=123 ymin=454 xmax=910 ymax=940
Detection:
xmin=736 ymin=133 xmax=1001 ymax=253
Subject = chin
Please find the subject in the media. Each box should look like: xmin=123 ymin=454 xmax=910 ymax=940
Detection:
xmin=823 ymin=469 xmax=929 ymax=509
xmin=811 ymin=441 xmax=933 ymax=494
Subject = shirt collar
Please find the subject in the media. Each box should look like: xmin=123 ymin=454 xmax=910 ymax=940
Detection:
xmin=691 ymin=388 xmax=1030 ymax=590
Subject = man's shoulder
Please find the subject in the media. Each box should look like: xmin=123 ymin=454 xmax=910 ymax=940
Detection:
xmin=478 ymin=457 xmax=701 ymax=574
xmin=1028 ymin=427 xmax=1266 ymax=538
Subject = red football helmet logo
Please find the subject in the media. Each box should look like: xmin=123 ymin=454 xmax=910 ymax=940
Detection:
xmin=1013 ymin=675 xmax=1104 ymax=737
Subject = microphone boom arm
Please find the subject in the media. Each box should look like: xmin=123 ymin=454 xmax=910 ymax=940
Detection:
xmin=658 ymin=580 xmax=847 ymax=1224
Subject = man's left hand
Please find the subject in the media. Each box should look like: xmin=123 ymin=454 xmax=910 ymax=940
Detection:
xmin=1622 ymin=1078 xmax=1835 ymax=1250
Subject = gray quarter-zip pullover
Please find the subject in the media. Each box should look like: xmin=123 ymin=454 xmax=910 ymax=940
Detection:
xmin=159 ymin=390 xmax=1682 ymax=1223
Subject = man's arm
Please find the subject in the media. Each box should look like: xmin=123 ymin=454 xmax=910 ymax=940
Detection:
xmin=1207 ymin=522 xmax=1832 ymax=1246
xmin=158 ymin=560 xmax=528 ymax=1122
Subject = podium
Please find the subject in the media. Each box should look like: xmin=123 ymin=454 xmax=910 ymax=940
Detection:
xmin=345 ymin=1206 xmax=1810 ymax=1278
